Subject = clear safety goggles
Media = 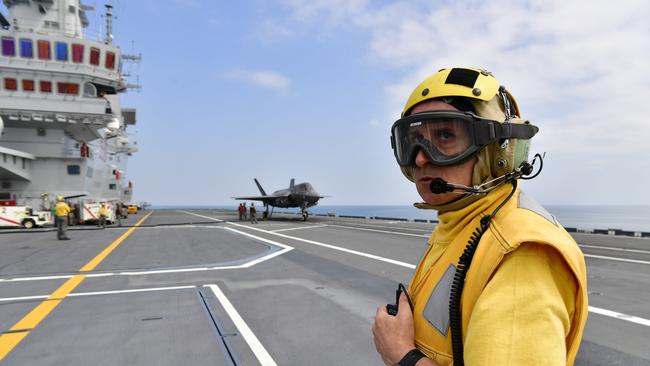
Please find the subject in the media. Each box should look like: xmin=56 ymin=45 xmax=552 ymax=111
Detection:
xmin=390 ymin=111 xmax=538 ymax=166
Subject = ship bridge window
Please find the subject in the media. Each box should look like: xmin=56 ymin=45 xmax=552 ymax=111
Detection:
xmin=55 ymin=42 xmax=68 ymax=61
xmin=57 ymin=82 xmax=79 ymax=95
xmin=90 ymin=47 xmax=100 ymax=65
xmin=37 ymin=40 xmax=50 ymax=60
xmin=105 ymin=51 xmax=115 ymax=70
xmin=4 ymin=78 xmax=17 ymax=91
xmin=19 ymin=39 xmax=33 ymax=58
xmin=67 ymin=165 xmax=81 ymax=175
xmin=22 ymin=79 xmax=35 ymax=92
xmin=109 ymin=183 xmax=117 ymax=190
xmin=72 ymin=44 xmax=84 ymax=63
xmin=0 ymin=192 xmax=10 ymax=200
xmin=40 ymin=80 xmax=52 ymax=93
xmin=2 ymin=37 xmax=15 ymax=57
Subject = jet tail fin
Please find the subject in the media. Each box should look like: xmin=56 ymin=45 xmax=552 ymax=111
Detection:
xmin=289 ymin=178 xmax=295 ymax=189
xmin=254 ymin=178 xmax=267 ymax=196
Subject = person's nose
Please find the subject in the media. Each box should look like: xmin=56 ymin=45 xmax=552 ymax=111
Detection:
xmin=414 ymin=149 xmax=431 ymax=168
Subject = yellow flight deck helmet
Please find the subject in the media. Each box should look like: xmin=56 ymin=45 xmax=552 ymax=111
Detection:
xmin=391 ymin=67 xmax=539 ymax=210
xmin=56 ymin=195 xmax=64 ymax=202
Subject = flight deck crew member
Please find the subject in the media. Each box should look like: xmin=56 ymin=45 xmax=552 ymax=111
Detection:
xmin=250 ymin=203 xmax=258 ymax=224
xmin=372 ymin=68 xmax=588 ymax=366
xmin=54 ymin=196 xmax=71 ymax=240
xmin=98 ymin=202 xmax=109 ymax=229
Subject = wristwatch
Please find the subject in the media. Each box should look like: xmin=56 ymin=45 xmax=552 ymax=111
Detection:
xmin=396 ymin=348 xmax=426 ymax=366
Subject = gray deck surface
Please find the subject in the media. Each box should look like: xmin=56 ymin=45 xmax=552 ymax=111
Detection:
xmin=1 ymin=209 xmax=649 ymax=365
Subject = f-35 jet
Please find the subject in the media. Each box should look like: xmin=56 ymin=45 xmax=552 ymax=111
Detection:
xmin=233 ymin=178 xmax=325 ymax=221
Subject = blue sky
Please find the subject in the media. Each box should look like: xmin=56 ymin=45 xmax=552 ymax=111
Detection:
xmin=6 ymin=0 xmax=648 ymax=206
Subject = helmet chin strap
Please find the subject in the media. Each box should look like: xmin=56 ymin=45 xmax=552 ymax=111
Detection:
xmin=429 ymin=153 xmax=543 ymax=195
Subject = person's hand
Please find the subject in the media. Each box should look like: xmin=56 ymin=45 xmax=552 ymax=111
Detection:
xmin=373 ymin=292 xmax=416 ymax=365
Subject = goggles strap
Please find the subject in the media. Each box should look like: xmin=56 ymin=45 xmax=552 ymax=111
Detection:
xmin=495 ymin=123 xmax=538 ymax=140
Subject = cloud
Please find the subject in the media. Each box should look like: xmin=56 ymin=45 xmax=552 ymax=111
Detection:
xmin=284 ymin=0 xmax=650 ymax=157
xmin=227 ymin=69 xmax=291 ymax=92
xmin=257 ymin=20 xmax=294 ymax=43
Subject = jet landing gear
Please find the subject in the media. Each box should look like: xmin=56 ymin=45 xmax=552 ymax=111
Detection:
xmin=300 ymin=208 xmax=309 ymax=221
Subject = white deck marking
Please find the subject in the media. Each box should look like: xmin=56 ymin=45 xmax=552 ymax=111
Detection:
xmin=207 ymin=284 xmax=278 ymax=366
xmin=0 ymin=285 xmax=199 ymax=302
xmin=227 ymin=221 xmax=416 ymax=269
xmin=326 ymin=224 xmax=429 ymax=238
xmin=176 ymin=210 xmax=224 ymax=222
xmin=1 ymin=284 xmax=649 ymax=330
xmin=0 ymin=227 xmax=293 ymax=282
xmin=271 ymin=225 xmax=328 ymax=232
xmin=579 ymin=244 xmax=650 ymax=255
xmin=584 ymin=254 xmax=650 ymax=265
xmin=588 ymin=306 xmax=650 ymax=327
xmin=329 ymin=221 xmax=432 ymax=233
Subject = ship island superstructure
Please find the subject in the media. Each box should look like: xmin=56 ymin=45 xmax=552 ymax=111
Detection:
xmin=0 ymin=0 xmax=140 ymax=217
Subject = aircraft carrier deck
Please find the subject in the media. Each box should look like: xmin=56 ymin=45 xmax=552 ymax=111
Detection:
xmin=1 ymin=209 xmax=649 ymax=365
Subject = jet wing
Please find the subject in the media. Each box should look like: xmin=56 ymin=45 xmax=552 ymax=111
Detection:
xmin=232 ymin=195 xmax=287 ymax=201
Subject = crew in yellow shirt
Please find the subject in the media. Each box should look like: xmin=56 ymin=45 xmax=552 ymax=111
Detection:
xmin=373 ymin=68 xmax=588 ymax=366
xmin=98 ymin=202 xmax=109 ymax=229
xmin=54 ymin=195 xmax=71 ymax=240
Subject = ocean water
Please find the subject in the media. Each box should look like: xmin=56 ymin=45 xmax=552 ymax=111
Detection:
xmin=154 ymin=204 xmax=650 ymax=233
xmin=308 ymin=205 xmax=650 ymax=233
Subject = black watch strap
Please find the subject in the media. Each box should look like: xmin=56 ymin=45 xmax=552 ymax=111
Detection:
xmin=396 ymin=348 xmax=426 ymax=366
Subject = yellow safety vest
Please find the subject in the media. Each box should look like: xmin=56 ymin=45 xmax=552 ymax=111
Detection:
xmin=409 ymin=184 xmax=588 ymax=366
xmin=55 ymin=202 xmax=71 ymax=217
xmin=98 ymin=205 xmax=109 ymax=217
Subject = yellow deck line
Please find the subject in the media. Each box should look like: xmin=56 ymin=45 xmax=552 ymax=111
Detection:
xmin=0 ymin=211 xmax=152 ymax=361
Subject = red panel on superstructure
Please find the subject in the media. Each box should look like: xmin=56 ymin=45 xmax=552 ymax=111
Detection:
xmin=4 ymin=78 xmax=17 ymax=90
xmin=90 ymin=47 xmax=100 ymax=65
xmin=40 ymin=80 xmax=52 ymax=93
xmin=105 ymin=51 xmax=115 ymax=70
xmin=22 ymin=79 xmax=34 ymax=91
xmin=72 ymin=44 xmax=84 ymax=63
xmin=37 ymin=40 xmax=50 ymax=60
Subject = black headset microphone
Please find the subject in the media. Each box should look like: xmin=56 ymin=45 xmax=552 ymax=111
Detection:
xmin=428 ymin=157 xmax=539 ymax=195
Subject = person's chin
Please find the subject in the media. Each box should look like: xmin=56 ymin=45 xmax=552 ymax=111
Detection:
xmin=416 ymin=183 xmax=454 ymax=206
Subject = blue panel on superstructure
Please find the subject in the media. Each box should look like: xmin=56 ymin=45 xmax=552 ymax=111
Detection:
xmin=55 ymin=42 xmax=68 ymax=61
xmin=20 ymin=39 xmax=33 ymax=58
xmin=2 ymin=37 xmax=15 ymax=56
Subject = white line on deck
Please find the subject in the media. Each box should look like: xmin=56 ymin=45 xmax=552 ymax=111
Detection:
xmin=0 ymin=285 xmax=199 ymax=302
xmin=0 ymin=228 xmax=293 ymax=282
xmin=583 ymin=254 xmax=650 ymax=265
xmin=328 ymin=221 xmax=432 ymax=233
xmin=579 ymin=244 xmax=650 ymax=255
xmin=227 ymin=221 xmax=416 ymax=269
xmin=326 ymin=224 xmax=429 ymax=238
xmin=1 ymin=283 xmax=650 ymax=330
xmin=207 ymin=284 xmax=278 ymax=366
xmin=588 ymin=306 xmax=650 ymax=327
xmin=176 ymin=210 xmax=225 ymax=222
xmin=271 ymin=225 xmax=329 ymax=232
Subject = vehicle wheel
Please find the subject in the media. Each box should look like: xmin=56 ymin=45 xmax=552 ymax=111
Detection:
xmin=302 ymin=212 xmax=309 ymax=221
xmin=22 ymin=220 xmax=35 ymax=229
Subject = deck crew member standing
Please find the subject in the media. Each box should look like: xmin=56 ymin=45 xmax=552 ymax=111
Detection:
xmin=98 ymin=202 xmax=109 ymax=229
xmin=249 ymin=203 xmax=258 ymax=224
xmin=54 ymin=196 xmax=71 ymax=240
xmin=372 ymin=67 xmax=588 ymax=366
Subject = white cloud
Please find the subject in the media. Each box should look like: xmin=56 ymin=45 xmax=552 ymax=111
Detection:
xmin=281 ymin=0 xmax=650 ymax=204
xmin=227 ymin=69 xmax=291 ymax=92
xmin=285 ymin=0 xmax=650 ymax=155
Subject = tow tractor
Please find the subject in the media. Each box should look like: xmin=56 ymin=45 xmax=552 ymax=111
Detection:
xmin=0 ymin=206 xmax=53 ymax=229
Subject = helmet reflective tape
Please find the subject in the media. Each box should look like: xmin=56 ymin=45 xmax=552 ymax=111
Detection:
xmin=402 ymin=68 xmax=503 ymax=117
xmin=391 ymin=111 xmax=538 ymax=167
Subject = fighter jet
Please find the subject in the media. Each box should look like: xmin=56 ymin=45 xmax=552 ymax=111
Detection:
xmin=233 ymin=178 xmax=325 ymax=221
